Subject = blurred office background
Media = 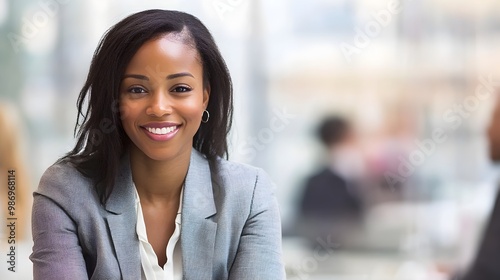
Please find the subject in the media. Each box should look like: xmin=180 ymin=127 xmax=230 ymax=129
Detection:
xmin=2 ymin=0 xmax=500 ymax=279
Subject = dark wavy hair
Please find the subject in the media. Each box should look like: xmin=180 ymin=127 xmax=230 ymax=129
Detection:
xmin=61 ymin=9 xmax=233 ymax=204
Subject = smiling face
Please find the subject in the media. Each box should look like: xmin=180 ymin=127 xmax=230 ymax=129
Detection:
xmin=119 ymin=33 xmax=209 ymax=162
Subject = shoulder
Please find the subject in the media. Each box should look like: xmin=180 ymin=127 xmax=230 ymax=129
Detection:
xmin=210 ymin=157 xmax=273 ymax=187
xmin=211 ymin=157 xmax=259 ymax=179
xmin=308 ymin=168 xmax=343 ymax=182
xmin=35 ymin=160 xmax=100 ymax=211
xmin=209 ymin=157 xmax=276 ymax=203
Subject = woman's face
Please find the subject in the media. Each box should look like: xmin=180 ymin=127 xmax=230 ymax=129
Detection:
xmin=119 ymin=34 xmax=209 ymax=162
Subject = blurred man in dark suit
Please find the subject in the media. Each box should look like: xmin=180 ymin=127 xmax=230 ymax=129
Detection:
xmin=297 ymin=117 xmax=364 ymax=247
xmin=462 ymin=97 xmax=500 ymax=280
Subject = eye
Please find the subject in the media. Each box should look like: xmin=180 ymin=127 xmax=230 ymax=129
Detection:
xmin=172 ymin=85 xmax=192 ymax=93
xmin=128 ymin=86 xmax=147 ymax=94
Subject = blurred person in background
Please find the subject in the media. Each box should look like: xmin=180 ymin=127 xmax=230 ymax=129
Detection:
xmin=296 ymin=116 xmax=365 ymax=248
xmin=0 ymin=103 xmax=32 ymax=279
xmin=461 ymin=95 xmax=500 ymax=280
xmin=0 ymin=103 xmax=31 ymax=240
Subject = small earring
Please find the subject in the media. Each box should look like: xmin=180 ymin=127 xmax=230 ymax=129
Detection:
xmin=201 ymin=110 xmax=210 ymax=123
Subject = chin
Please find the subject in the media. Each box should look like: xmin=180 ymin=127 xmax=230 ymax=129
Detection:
xmin=143 ymin=145 xmax=193 ymax=162
xmin=143 ymin=150 xmax=178 ymax=162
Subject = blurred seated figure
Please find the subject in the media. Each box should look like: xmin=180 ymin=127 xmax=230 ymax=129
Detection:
xmin=0 ymin=103 xmax=30 ymax=240
xmin=461 ymin=97 xmax=500 ymax=280
xmin=297 ymin=116 xmax=365 ymax=248
xmin=0 ymin=103 xmax=32 ymax=279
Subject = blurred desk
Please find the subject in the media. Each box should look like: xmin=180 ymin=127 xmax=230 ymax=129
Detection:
xmin=284 ymin=200 xmax=472 ymax=280
xmin=283 ymin=237 xmax=451 ymax=280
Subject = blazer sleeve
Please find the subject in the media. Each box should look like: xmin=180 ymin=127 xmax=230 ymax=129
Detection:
xmin=30 ymin=187 xmax=89 ymax=279
xmin=228 ymin=169 xmax=286 ymax=280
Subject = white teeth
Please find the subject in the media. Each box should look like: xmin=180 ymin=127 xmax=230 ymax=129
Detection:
xmin=146 ymin=126 xmax=177 ymax=135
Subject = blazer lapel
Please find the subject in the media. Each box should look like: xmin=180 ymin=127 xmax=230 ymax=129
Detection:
xmin=105 ymin=154 xmax=141 ymax=280
xmin=181 ymin=149 xmax=218 ymax=279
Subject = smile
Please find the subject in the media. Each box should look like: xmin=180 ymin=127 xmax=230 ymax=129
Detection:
xmin=145 ymin=126 xmax=177 ymax=135
xmin=141 ymin=123 xmax=180 ymax=142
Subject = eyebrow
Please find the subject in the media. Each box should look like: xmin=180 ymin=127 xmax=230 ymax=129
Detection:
xmin=122 ymin=72 xmax=194 ymax=81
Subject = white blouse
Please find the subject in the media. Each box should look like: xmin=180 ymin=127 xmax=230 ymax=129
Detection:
xmin=134 ymin=185 xmax=183 ymax=280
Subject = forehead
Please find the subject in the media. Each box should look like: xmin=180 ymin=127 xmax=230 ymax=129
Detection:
xmin=125 ymin=34 xmax=201 ymax=75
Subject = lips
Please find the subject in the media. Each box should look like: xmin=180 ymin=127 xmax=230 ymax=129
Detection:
xmin=140 ymin=122 xmax=180 ymax=141
xmin=146 ymin=126 xmax=177 ymax=135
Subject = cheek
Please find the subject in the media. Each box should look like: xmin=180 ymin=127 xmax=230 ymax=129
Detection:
xmin=119 ymin=100 xmax=137 ymax=128
xmin=182 ymin=98 xmax=205 ymax=119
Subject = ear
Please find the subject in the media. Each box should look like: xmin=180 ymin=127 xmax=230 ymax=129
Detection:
xmin=203 ymin=85 xmax=210 ymax=109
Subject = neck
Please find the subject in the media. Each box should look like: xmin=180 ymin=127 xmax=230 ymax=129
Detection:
xmin=129 ymin=146 xmax=190 ymax=204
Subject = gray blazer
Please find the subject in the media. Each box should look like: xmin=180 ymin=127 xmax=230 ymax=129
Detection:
xmin=30 ymin=149 xmax=285 ymax=280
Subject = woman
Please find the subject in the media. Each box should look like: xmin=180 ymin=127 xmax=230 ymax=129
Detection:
xmin=30 ymin=9 xmax=285 ymax=280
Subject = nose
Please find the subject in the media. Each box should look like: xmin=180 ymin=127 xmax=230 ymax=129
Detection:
xmin=146 ymin=90 xmax=172 ymax=117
